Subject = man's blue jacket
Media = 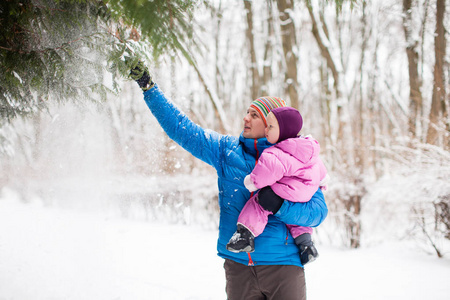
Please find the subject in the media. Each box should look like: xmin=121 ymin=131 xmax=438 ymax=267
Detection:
xmin=144 ymin=85 xmax=328 ymax=267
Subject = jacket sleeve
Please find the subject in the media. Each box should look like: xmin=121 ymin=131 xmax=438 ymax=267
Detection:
xmin=142 ymin=84 xmax=223 ymax=170
xmin=274 ymin=188 xmax=328 ymax=227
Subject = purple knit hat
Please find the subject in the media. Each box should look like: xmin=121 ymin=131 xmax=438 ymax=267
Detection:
xmin=271 ymin=107 xmax=303 ymax=143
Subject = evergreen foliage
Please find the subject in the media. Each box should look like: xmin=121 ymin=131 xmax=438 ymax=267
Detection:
xmin=0 ymin=0 xmax=198 ymax=125
xmin=108 ymin=0 xmax=197 ymax=59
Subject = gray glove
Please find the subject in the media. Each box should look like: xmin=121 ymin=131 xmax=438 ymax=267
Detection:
xmin=129 ymin=61 xmax=154 ymax=91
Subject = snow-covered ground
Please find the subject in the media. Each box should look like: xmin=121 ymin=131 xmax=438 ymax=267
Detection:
xmin=1 ymin=195 xmax=450 ymax=300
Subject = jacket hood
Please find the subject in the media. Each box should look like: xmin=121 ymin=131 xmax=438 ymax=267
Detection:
xmin=274 ymin=136 xmax=320 ymax=164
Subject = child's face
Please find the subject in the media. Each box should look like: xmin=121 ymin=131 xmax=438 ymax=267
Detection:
xmin=265 ymin=112 xmax=280 ymax=144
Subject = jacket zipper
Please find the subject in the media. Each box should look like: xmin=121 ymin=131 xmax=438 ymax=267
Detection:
xmin=285 ymin=226 xmax=289 ymax=245
xmin=247 ymin=139 xmax=259 ymax=266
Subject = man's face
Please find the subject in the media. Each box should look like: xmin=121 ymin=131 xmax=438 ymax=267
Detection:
xmin=243 ymin=107 xmax=266 ymax=139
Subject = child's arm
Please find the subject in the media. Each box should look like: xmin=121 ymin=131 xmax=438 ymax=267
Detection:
xmin=244 ymin=151 xmax=286 ymax=191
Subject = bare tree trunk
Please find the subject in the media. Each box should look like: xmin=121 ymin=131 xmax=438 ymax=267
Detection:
xmin=357 ymin=1 xmax=368 ymax=173
xmin=346 ymin=192 xmax=362 ymax=248
xmin=426 ymin=0 xmax=447 ymax=146
xmin=261 ymin=0 xmax=274 ymax=96
xmin=173 ymin=6 xmax=230 ymax=133
xmin=276 ymin=0 xmax=299 ymax=108
xmin=319 ymin=62 xmax=333 ymax=163
xmin=32 ymin=109 xmax=42 ymax=164
xmin=107 ymin=99 xmax=127 ymax=168
xmin=307 ymin=1 xmax=351 ymax=157
xmin=368 ymin=14 xmax=385 ymax=180
xmin=161 ymin=56 xmax=178 ymax=174
xmin=214 ymin=1 xmax=225 ymax=101
xmin=189 ymin=61 xmax=230 ymax=133
xmin=310 ymin=3 xmax=336 ymax=151
xmin=309 ymin=1 xmax=362 ymax=248
xmin=243 ymin=0 xmax=260 ymax=100
xmin=307 ymin=4 xmax=341 ymax=97
xmin=402 ymin=0 xmax=424 ymax=140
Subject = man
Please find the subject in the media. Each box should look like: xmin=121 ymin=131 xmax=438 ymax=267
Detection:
xmin=130 ymin=61 xmax=328 ymax=300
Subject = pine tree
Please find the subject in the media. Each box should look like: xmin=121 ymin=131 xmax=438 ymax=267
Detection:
xmin=0 ymin=0 xmax=197 ymax=125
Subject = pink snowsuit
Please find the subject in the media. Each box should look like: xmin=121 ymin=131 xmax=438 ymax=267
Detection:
xmin=238 ymin=136 xmax=327 ymax=238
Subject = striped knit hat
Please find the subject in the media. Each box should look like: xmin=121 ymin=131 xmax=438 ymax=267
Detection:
xmin=250 ymin=96 xmax=287 ymax=126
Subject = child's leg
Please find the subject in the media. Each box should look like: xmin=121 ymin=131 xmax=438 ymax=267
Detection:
xmin=286 ymin=225 xmax=313 ymax=239
xmin=227 ymin=187 xmax=284 ymax=253
xmin=238 ymin=186 xmax=285 ymax=236
xmin=286 ymin=225 xmax=318 ymax=265
xmin=237 ymin=192 xmax=272 ymax=237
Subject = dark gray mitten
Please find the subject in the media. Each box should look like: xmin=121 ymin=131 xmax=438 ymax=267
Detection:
xmin=294 ymin=233 xmax=319 ymax=265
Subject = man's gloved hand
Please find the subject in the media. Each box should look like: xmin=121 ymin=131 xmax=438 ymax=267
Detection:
xmin=129 ymin=60 xmax=155 ymax=91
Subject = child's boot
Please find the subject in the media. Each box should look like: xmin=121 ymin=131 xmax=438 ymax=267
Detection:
xmin=226 ymin=224 xmax=255 ymax=253
xmin=294 ymin=233 xmax=319 ymax=265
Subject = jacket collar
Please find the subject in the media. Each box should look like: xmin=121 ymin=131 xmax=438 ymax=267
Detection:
xmin=239 ymin=132 xmax=273 ymax=159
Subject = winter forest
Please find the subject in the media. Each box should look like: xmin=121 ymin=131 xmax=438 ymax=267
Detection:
xmin=1 ymin=0 xmax=450 ymax=299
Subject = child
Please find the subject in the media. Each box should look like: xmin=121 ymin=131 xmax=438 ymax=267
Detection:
xmin=226 ymin=107 xmax=328 ymax=265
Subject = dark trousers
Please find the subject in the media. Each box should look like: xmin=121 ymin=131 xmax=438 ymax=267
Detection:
xmin=224 ymin=259 xmax=306 ymax=300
